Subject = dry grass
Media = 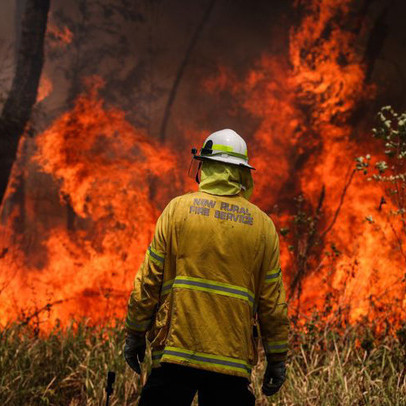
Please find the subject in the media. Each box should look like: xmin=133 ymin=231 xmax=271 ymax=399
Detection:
xmin=251 ymin=322 xmax=406 ymax=406
xmin=0 ymin=317 xmax=405 ymax=405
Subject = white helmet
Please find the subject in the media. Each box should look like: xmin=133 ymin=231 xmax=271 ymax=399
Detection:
xmin=192 ymin=129 xmax=254 ymax=169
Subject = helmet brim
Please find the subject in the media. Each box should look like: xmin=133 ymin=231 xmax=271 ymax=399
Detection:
xmin=193 ymin=154 xmax=255 ymax=170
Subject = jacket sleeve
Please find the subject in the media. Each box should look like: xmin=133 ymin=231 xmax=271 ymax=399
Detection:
xmin=257 ymin=220 xmax=289 ymax=361
xmin=125 ymin=203 xmax=170 ymax=336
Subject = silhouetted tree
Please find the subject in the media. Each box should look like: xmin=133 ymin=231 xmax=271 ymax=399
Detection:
xmin=0 ymin=0 xmax=50 ymax=206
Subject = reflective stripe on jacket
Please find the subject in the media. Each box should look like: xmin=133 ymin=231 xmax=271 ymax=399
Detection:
xmin=126 ymin=191 xmax=288 ymax=379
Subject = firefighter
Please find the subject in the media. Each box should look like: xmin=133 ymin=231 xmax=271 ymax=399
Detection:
xmin=124 ymin=129 xmax=289 ymax=405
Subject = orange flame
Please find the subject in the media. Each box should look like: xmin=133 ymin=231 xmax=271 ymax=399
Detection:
xmin=36 ymin=74 xmax=53 ymax=102
xmin=0 ymin=0 xmax=404 ymax=332
xmin=205 ymin=0 xmax=405 ymax=328
xmin=47 ymin=23 xmax=73 ymax=47
xmin=0 ymin=77 xmax=178 ymax=329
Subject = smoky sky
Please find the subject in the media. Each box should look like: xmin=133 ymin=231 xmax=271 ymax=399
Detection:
xmin=0 ymin=0 xmax=406 ymax=142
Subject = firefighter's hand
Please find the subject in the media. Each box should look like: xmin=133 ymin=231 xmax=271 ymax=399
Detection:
xmin=262 ymin=360 xmax=286 ymax=396
xmin=124 ymin=333 xmax=146 ymax=374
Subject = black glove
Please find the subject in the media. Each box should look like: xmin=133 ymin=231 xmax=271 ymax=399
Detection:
xmin=262 ymin=360 xmax=286 ymax=396
xmin=124 ymin=334 xmax=146 ymax=374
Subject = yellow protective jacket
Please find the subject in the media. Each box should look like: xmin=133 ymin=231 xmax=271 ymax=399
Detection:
xmin=126 ymin=165 xmax=288 ymax=379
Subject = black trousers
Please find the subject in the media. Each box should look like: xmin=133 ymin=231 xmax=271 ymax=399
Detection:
xmin=139 ymin=363 xmax=255 ymax=406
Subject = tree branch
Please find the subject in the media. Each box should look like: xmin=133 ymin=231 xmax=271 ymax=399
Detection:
xmin=159 ymin=0 xmax=216 ymax=141
xmin=320 ymin=168 xmax=356 ymax=239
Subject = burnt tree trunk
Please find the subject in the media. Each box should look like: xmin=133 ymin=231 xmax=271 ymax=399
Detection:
xmin=0 ymin=0 xmax=50 ymax=206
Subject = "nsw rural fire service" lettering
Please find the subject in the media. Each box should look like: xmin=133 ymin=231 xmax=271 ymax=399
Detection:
xmin=189 ymin=198 xmax=254 ymax=225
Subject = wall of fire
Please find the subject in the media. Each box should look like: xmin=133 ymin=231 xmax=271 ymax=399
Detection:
xmin=0 ymin=0 xmax=405 ymax=329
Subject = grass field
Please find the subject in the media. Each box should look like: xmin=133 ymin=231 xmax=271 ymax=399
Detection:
xmin=0 ymin=316 xmax=405 ymax=405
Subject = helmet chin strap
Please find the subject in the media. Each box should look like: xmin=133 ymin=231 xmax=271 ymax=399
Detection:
xmin=195 ymin=162 xmax=202 ymax=184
